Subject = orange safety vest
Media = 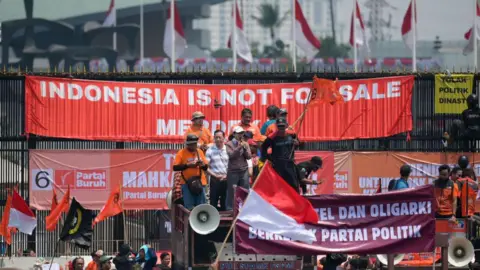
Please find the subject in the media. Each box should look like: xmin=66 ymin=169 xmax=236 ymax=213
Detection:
xmin=457 ymin=177 xmax=479 ymax=216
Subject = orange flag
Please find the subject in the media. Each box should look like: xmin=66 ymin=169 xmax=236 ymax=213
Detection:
xmin=46 ymin=186 xmax=70 ymax=231
xmin=93 ymin=186 xmax=123 ymax=226
xmin=50 ymin=188 xmax=58 ymax=212
xmin=308 ymin=76 xmax=344 ymax=108
xmin=0 ymin=190 xmax=13 ymax=245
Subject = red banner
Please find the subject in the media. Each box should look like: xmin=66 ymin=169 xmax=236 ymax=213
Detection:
xmin=29 ymin=150 xmax=331 ymax=210
xmin=25 ymin=75 xmax=413 ymax=142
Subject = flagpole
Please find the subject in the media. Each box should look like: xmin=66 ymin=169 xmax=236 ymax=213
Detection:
xmin=411 ymin=0 xmax=417 ymax=72
xmin=170 ymin=0 xmax=175 ymax=72
xmin=232 ymin=0 xmax=237 ymax=72
xmin=353 ymin=0 xmax=357 ymax=73
xmin=474 ymin=0 xmax=478 ymax=70
xmin=140 ymin=0 xmax=144 ymax=70
xmin=113 ymin=2 xmax=117 ymax=51
xmin=292 ymin=0 xmax=297 ymax=72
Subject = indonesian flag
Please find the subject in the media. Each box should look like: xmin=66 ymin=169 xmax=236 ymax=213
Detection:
xmin=349 ymin=0 xmax=368 ymax=48
xmin=294 ymin=0 xmax=321 ymax=62
xmin=103 ymin=0 xmax=116 ymax=27
xmin=227 ymin=2 xmax=253 ymax=63
xmin=237 ymin=162 xmax=319 ymax=243
xmin=8 ymin=190 xmax=36 ymax=235
xmin=401 ymin=0 xmax=417 ymax=50
xmin=163 ymin=1 xmax=187 ymax=60
xmin=463 ymin=2 xmax=480 ymax=55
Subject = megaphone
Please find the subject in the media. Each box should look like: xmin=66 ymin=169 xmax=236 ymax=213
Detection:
xmin=376 ymin=254 xmax=405 ymax=266
xmin=448 ymin=237 xmax=475 ymax=267
xmin=166 ymin=190 xmax=172 ymax=209
xmin=189 ymin=204 xmax=220 ymax=235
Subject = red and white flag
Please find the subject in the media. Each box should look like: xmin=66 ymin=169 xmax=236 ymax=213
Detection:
xmin=8 ymin=190 xmax=36 ymax=235
xmin=103 ymin=0 xmax=116 ymax=27
xmin=463 ymin=2 xmax=480 ymax=55
xmin=401 ymin=0 xmax=417 ymax=50
xmin=227 ymin=2 xmax=253 ymax=63
xmin=163 ymin=0 xmax=187 ymax=60
xmin=294 ymin=0 xmax=321 ymax=62
xmin=237 ymin=162 xmax=319 ymax=243
xmin=349 ymin=0 xmax=368 ymax=48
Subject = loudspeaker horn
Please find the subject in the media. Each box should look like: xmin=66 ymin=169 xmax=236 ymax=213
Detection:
xmin=448 ymin=237 xmax=475 ymax=267
xmin=166 ymin=190 xmax=172 ymax=209
xmin=376 ymin=254 xmax=405 ymax=266
xmin=189 ymin=204 xmax=220 ymax=235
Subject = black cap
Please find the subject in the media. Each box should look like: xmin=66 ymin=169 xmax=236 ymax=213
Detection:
xmin=311 ymin=156 xmax=323 ymax=167
xmin=278 ymin=108 xmax=288 ymax=115
xmin=244 ymin=131 xmax=254 ymax=139
xmin=276 ymin=117 xmax=288 ymax=127
xmin=186 ymin=134 xmax=199 ymax=144
xmin=458 ymin=155 xmax=469 ymax=169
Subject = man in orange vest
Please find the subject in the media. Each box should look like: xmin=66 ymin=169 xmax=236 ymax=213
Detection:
xmin=457 ymin=168 xmax=478 ymax=217
xmin=184 ymin=111 xmax=213 ymax=152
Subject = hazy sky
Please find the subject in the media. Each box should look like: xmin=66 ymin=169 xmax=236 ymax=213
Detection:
xmin=342 ymin=0 xmax=475 ymax=42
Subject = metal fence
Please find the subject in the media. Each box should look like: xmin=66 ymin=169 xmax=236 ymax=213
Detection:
xmin=0 ymin=71 xmax=477 ymax=257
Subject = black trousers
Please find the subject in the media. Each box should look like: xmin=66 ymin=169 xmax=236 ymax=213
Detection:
xmin=210 ymin=176 xmax=227 ymax=211
xmin=273 ymin=159 xmax=301 ymax=193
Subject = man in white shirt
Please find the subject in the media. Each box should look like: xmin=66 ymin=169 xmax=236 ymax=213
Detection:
xmin=206 ymin=130 xmax=229 ymax=211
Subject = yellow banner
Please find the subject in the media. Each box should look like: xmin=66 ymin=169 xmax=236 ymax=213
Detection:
xmin=434 ymin=74 xmax=474 ymax=114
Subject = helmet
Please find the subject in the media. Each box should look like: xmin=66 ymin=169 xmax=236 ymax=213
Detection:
xmin=458 ymin=155 xmax=470 ymax=169
xmin=467 ymin=94 xmax=478 ymax=109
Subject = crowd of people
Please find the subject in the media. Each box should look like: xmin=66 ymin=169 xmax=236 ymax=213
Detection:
xmin=68 ymin=245 xmax=171 ymax=270
xmin=173 ymin=106 xmax=324 ymax=210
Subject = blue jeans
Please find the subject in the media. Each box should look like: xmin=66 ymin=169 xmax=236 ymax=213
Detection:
xmin=182 ymin=184 xmax=206 ymax=210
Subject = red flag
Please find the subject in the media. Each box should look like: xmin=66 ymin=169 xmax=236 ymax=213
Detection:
xmin=46 ymin=186 xmax=70 ymax=231
xmin=308 ymin=76 xmax=343 ymax=108
xmin=50 ymin=188 xmax=58 ymax=212
xmin=93 ymin=185 xmax=123 ymax=226
xmin=0 ymin=190 xmax=13 ymax=245
xmin=376 ymin=179 xmax=382 ymax=194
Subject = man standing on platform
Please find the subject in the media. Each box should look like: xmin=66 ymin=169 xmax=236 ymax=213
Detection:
xmin=433 ymin=165 xmax=458 ymax=222
xmin=225 ymin=126 xmax=252 ymax=210
xmin=206 ymin=130 xmax=229 ymax=211
xmin=184 ymin=111 xmax=213 ymax=152
xmin=260 ymin=118 xmax=301 ymax=193
xmin=230 ymin=108 xmax=264 ymax=142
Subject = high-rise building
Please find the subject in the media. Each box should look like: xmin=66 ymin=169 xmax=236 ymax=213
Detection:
xmin=197 ymin=0 xmax=344 ymax=55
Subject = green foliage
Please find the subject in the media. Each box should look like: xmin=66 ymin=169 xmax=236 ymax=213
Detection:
xmin=316 ymin=37 xmax=351 ymax=58
xmin=251 ymin=3 xmax=289 ymax=42
xmin=211 ymin=49 xmax=233 ymax=58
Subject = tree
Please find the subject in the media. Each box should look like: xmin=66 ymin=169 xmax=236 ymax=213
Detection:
xmin=315 ymin=37 xmax=351 ymax=58
xmin=251 ymin=3 xmax=289 ymax=44
xmin=211 ymin=49 xmax=233 ymax=58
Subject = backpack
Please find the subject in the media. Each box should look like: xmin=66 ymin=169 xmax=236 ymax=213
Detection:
xmin=388 ymin=179 xmax=398 ymax=191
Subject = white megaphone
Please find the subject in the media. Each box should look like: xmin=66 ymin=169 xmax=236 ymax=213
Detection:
xmin=189 ymin=204 xmax=220 ymax=235
xmin=448 ymin=237 xmax=475 ymax=267
xmin=166 ymin=190 xmax=172 ymax=209
xmin=377 ymin=254 xmax=405 ymax=266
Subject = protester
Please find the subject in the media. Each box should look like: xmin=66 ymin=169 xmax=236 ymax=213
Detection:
xmin=71 ymin=257 xmax=85 ymax=270
xmin=260 ymin=105 xmax=279 ymax=135
xmin=388 ymin=165 xmax=411 ymax=191
xmin=135 ymin=245 xmax=158 ymax=270
xmin=173 ymin=134 xmax=209 ymax=210
xmin=264 ymin=108 xmax=295 ymax=137
xmin=433 ymin=164 xmax=458 ymax=222
xmin=157 ymin=252 xmax=171 ymax=270
xmin=99 ymin=255 xmax=113 ymax=270
xmin=444 ymin=94 xmax=480 ymax=150
xmin=225 ymin=126 xmax=252 ymax=210
xmin=320 ymin=254 xmax=347 ymax=270
xmin=230 ymin=108 xmax=264 ymax=142
xmin=184 ymin=111 xmax=213 ymax=152
xmin=457 ymin=167 xmax=478 ymax=217
xmin=451 ymin=166 xmax=464 ymax=217
xmin=297 ymin=156 xmax=324 ymax=194
xmin=86 ymin=250 xmax=103 ymax=270
xmin=206 ymin=130 xmax=229 ymax=211
xmin=260 ymin=118 xmax=300 ymax=192
xmin=113 ymin=244 xmax=135 ymax=270
xmin=247 ymin=139 xmax=260 ymax=184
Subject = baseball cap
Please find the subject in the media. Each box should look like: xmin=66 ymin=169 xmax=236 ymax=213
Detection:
xmin=191 ymin=111 xmax=205 ymax=120
xmin=185 ymin=134 xmax=199 ymax=144
xmin=233 ymin=126 xmax=245 ymax=134
xmin=99 ymin=255 xmax=112 ymax=264
xmin=276 ymin=118 xmax=288 ymax=127
xmin=278 ymin=108 xmax=288 ymax=115
xmin=244 ymin=131 xmax=254 ymax=139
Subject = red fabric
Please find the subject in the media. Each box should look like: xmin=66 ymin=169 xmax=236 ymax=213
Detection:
xmin=25 ymin=76 xmax=414 ymax=142
xmin=295 ymin=0 xmax=321 ymax=49
xmin=0 ymin=192 xmax=13 ymax=244
xmin=46 ymin=186 xmax=70 ymax=231
xmin=401 ymin=0 xmax=417 ymax=36
xmin=50 ymin=188 xmax=58 ymax=212
xmin=254 ymin=162 xmax=318 ymax=224
xmin=93 ymin=185 xmax=123 ymax=226
xmin=11 ymin=190 xmax=35 ymax=217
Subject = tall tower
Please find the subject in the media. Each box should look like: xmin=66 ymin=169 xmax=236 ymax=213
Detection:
xmin=364 ymin=0 xmax=397 ymax=42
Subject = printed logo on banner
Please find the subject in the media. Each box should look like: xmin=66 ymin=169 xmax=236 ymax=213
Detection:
xmin=334 ymin=171 xmax=349 ymax=191
xmin=55 ymin=170 xmax=107 ymax=189
xmin=31 ymin=169 xmax=54 ymax=190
